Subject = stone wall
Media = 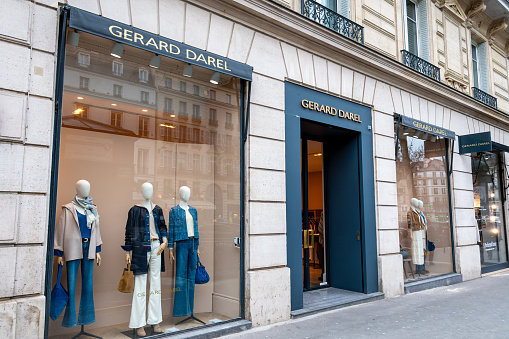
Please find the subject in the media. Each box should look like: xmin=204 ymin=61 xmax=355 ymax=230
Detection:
xmin=0 ymin=0 xmax=58 ymax=337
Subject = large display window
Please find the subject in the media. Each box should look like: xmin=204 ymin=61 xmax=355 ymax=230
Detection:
xmin=395 ymin=123 xmax=454 ymax=282
xmin=472 ymin=152 xmax=508 ymax=270
xmin=49 ymin=30 xmax=242 ymax=338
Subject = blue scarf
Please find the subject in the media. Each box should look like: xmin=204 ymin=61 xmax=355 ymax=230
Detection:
xmin=73 ymin=195 xmax=98 ymax=229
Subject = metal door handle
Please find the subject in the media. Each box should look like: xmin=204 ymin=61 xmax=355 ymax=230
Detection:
xmin=308 ymin=230 xmax=315 ymax=249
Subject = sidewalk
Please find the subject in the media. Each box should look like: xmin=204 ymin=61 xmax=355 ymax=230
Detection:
xmin=226 ymin=270 xmax=509 ymax=339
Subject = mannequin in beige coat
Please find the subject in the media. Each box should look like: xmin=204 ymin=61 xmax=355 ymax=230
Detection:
xmin=55 ymin=180 xmax=101 ymax=266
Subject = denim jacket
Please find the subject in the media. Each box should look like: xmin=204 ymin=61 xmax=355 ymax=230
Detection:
xmin=168 ymin=205 xmax=200 ymax=248
xmin=122 ymin=204 xmax=168 ymax=275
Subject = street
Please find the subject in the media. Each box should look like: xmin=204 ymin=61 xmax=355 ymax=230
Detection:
xmin=225 ymin=270 xmax=509 ymax=339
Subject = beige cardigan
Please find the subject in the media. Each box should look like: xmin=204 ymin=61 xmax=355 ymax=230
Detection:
xmin=54 ymin=202 xmax=103 ymax=262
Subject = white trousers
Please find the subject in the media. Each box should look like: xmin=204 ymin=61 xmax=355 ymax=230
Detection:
xmin=129 ymin=240 xmax=162 ymax=329
xmin=412 ymin=230 xmax=425 ymax=265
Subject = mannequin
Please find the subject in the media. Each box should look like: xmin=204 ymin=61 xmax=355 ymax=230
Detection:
xmin=408 ymin=198 xmax=427 ymax=275
xmin=53 ymin=179 xmax=102 ymax=335
xmin=123 ymin=182 xmax=168 ymax=337
xmin=168 ymin=186 xmax=203 ymax=325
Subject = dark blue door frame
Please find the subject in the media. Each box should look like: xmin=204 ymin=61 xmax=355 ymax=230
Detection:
xmin=285 ymin=82 xmax=378 ymax=311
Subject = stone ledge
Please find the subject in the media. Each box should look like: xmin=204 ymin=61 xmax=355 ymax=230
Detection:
xmin=404 ymin=273 xmax=462 ymax=294
xmin=148 ymin=320 xmax=251 ymax=339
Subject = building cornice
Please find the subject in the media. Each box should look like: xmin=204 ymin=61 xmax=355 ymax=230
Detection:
xmin=191 ymin=0 xmax=509 ymax=130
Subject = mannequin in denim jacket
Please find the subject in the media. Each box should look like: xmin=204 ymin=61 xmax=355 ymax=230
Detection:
xmin=169 ymin=186 xmax=200 ymax=262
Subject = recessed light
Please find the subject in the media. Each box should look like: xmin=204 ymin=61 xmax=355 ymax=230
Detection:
xmin=170 ymin=114 xmax=175 ymax=118
xmin=77 ymin=97 xmax=84 ymax=100
xmin=142 ymin=109 xmax=148 ymax=112
xmin=111 ymin=104 xmax=117 ymax=106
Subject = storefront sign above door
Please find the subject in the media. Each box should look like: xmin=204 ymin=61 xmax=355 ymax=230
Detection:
xmin=68 ymin=6 xmax=253 ymax=81
xmin=458 ymin=132 xmax=492 ymax=154
xmin=400 ymin=116 xmax=455 ymax=140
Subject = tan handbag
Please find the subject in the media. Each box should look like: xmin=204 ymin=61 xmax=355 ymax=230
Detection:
xmin=117 ymin=263 xmax=134 ymax=293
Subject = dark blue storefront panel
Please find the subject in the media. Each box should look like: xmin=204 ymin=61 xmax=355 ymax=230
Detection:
xmin=285 ymin=82 xmax=378 ymax=311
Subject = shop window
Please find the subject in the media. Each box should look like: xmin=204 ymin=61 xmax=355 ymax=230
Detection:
xmin=112 ymin=60 xmax=123 ymax=76
xmin=472 ymin=152 xmax=508 ymax=269
xmin=78 ymin=52 xmax=90 ymax=67
xmin=141 ymin=91 xmax=149 ymax=103
xmin=396 ymin=123 xmax=453 ymax=282
xmin=113 ymin=84 xmax=122 ymax=97
xmin=110 ymin=111 xmax=122 ymax=127
xmin=79 ymin=76 xmax=89 ymax=90
xmin=404 ymin=0 xmax=430 ymax=61
xmin=139 ymin=68 xmax=149 ymax=83
xmin=193 ymin=85 xmax=200 ymax=95
xmin=139 ymin=116 xmax=149 ymax=137
xmin=52 ymin=33 xmax=243 ymax=338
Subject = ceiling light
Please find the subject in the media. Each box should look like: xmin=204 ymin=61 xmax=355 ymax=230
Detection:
xmin=170 ymin=114 xmax=175 ymax=118
xmin=68 ymin=30 xmax=80 ymax=46
xmin=111 ymin=43 xmax=123 ymax=58
xmin=73 ymin=108 xmax=83 ymax=115
xmin=77 ymin=97 xmax=83 ymax=100
xmin=491 ymin=227 xmax=499 ymax=234
xmin=492 ymin=204 xmax=497 ymax=209
xmin=313 ymin=153 xmax=322 ymax=157
xmin=150 ymin=55 xmax=161 ymax=68
xmin=210 ymin=72 xmax=220 ymax=84
xmin=111 ymin=103 xmax=117 ymax=106
xmin=142 ymin=109 xmax=148 ymax=112
xmin=183 ymin=64 xmax=193 ymax=77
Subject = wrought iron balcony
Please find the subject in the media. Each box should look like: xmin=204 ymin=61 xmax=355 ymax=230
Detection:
xmin=401 ymin=50 xmax=440 ymax=82
xmin=302 ymin=0 xmax=364 ymax=44
xmin=472 ymin=87 xmax=497 ymax=109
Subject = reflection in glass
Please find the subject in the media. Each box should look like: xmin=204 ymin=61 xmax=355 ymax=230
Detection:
xmin=472 ymin=153 xmax=508 ymax=267
xmin=396 ymin=127 xmax=453 ymax=282
xmin=49 ymin=30 xmax=241 ymax=338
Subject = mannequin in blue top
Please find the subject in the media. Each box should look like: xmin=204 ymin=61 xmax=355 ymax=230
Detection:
xmin=169 ymin=186 xmax=201 ymax=320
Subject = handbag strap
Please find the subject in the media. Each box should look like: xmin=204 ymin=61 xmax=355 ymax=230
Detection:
xmin=57 ymin=263 xmax=63 ymax=285
xmin=127 ymin=262 xmax=131 ymax=271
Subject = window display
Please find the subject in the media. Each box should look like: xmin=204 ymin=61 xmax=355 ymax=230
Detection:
xmin=49 ymin=30 xmax=241 ymax=338
xmin=472 ymin=152 xmax=508 ymax=269
xmin=396 ymin=125 xmax=453 ymax=282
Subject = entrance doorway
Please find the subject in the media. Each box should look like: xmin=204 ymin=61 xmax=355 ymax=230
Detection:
xmin=301 ymin=120 xmax=364 ymax=293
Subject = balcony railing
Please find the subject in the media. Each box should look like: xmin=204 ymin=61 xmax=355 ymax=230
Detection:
xmin=472 ymin=87 xmax=497 ymax=109
xmin=401 ymin=50 xmax=440 ymax=82
xmin=302 ymin=0 xmax=364 ymax=44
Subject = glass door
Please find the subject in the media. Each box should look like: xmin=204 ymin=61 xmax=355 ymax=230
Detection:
xmin=302 ymin=139 xmax=326 ymax=290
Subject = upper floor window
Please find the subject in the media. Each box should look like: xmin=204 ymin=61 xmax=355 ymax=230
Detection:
xmin=78 ymin=52 xmax=90 ymax=67
xmin=113 ymin=84 xmax=122 ymax=97
xmin=226 ymin=94 xmax=231 ymax=104
xmin=111 ymin=111 xmax=122 ymax=127
xmin=193 ymin=85 xmax=200 ymax=95
xmin=210 ymin=90 xmax=216 ymax=100
xmin=165 ymin=78 xmax=172 ymax=88
xmin=404 ymin=0 xmax=429 ymax=61
xmin=317 ymin=0 xmax=349 ymax=19
xmin=164 ymin=98 xmax=173 ymax=113
xmin=139 ymin=68 xmax=149 ymax=83
xmin=79 ymin=76 xmax=89 ymax=90
xmin=180 ymin=81 xmax=186 ymax=92
xmin=192 ymin=105 xmax=201 ymax=119
xmin=139 ymin=117 xmax=149 ymax=137
xmin=471 ymin=41 xmax=489 ymax=92
xmin=112 ymin=60 xmax=123 ymax=76
xmin=141 ymin=91 xmax=149 ymax=103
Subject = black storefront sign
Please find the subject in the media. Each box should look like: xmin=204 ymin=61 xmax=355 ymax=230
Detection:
xmin=458 ymin=132 xmax=492 ymax=154
xmin=400 ymin=115 xmax=455 ymax=140
xmin=68 ymin=7 xmax=253 ymax=81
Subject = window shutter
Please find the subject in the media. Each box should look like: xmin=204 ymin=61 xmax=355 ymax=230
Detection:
xmin=478 ymin=42 xmax=489 ymax=93
xmin=338 ymin=0 xmax=350 ymax=19
xmin=417 ymin=0 xmax=430 ymax=61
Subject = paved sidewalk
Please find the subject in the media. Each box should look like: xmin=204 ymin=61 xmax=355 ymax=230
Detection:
xmin=225 ymin=270 xmax=509 ymax=339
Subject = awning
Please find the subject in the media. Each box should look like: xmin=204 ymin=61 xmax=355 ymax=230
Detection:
xmin=459 ymin=131 xmax=509 ymax=154
xmin=68 ymin=6 xmax=253 ymax=81
xmin=399 ymin=115 xmax=455 ymax=140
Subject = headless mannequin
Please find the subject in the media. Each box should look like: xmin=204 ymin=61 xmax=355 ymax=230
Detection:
xmin=56 ymin=180 xmax=101 ymax=266
xmin=169 ymin=186 xmax=200 ymax=262
xmin=126 ymin=183 xmax=167 ymax=265
xmin=410 ymin=198 xmax=426 ymax=274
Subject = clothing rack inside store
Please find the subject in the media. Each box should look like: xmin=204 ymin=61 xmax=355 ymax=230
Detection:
xmin=70 ymin=325 xmax=102 ymax=339
xmin=175 ymin=314 xmax=206 ymax=326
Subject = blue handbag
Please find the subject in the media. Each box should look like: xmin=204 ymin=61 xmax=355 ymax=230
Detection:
xmin=50 ymin=263 xmax=69 ymax=321
xmin=427 ymin=240 xmax=436 ymax=252
xmin=195 ymin=259 xmax=210 ymax=284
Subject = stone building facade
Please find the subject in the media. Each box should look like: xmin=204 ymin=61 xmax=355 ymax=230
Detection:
xmin=1 ymin=0 xmax=509 ymax=338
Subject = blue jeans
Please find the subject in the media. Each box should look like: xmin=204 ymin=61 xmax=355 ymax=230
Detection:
xmin=416 ymin=264 xmax=426 ymax=271
xmin=62 ymin=241 xmax=95 ymax=327
xmin=173 ymin=238 xmax=198 ymax=317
